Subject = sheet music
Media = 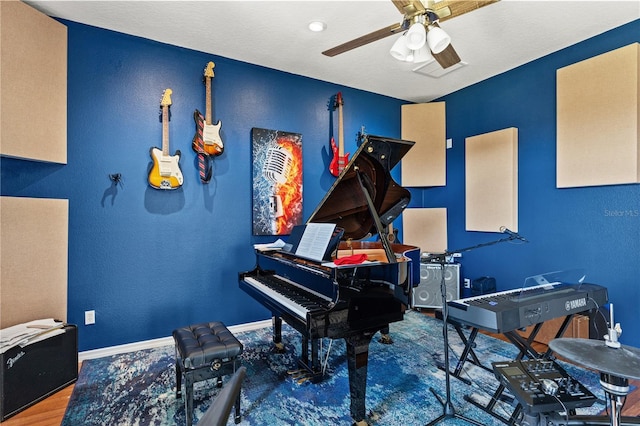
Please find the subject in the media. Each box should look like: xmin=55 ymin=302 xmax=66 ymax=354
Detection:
xmin=295 ymin=223 xmax=336 ymax=262
xmin=1 ymin=319 xmax=65 ymax=354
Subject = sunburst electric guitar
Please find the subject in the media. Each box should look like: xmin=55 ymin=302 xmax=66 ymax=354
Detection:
xmin=192 ymin=61 xmax=223 ymax=156
xmin=329 ymin=92 xmax=349 ymax=177
xmin=149 ymin=89 xmax=184 ymax=190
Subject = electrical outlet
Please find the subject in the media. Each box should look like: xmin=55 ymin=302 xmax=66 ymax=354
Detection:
xmin=464 ymin=278 xmax=471 ymax=289
xmin=85 ymin=310 xmax=96 ymax=325
xmin=446 ymin=138 xmax=453 ymax=149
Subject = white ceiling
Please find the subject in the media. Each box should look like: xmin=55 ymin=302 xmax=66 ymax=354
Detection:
xmin=26 ymin=0 xmax=639 ymax=103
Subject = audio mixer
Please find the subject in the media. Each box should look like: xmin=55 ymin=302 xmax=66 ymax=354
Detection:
xmin=492 ymin=359 xmax=598 ymax=413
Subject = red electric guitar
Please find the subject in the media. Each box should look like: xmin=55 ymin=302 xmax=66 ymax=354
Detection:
xmin=329 ymin=92 xmax=349 ymax=177
xmin=192 ymin=61 xmax=223 ymax=156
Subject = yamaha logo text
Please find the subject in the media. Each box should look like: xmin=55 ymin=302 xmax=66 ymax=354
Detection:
xmin=565 ymin=298 xmax=587 ymax=311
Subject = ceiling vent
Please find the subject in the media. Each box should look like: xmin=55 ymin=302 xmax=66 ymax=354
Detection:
xmin=412 ymin=60 xmax=467 ymax=78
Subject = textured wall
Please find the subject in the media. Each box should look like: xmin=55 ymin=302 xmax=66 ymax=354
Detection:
xmin=2 ymin=18 xmax=638 ymax=351
xmin=0 ymin=21 xmax=404 ymax=351
xmin=423 ymin=20 xmax=640 ymax=345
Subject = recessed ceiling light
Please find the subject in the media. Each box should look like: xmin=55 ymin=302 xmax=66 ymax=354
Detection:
xmin=308 ymin=21 xmax=326 ymax=32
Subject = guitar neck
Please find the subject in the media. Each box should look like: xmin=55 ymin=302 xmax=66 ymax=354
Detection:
xmin=205 ymin=77 xmax=212 ymax=125
xmin=338 ymin=103 xmax=344 ymax=156
xmin=162 ymin=105 xmax=170 ymax=155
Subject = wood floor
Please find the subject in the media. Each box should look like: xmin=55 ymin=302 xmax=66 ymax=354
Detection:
xmin=3 ymin=329 xmax=638 ymax=425
xmin=2 ymin=383 xmax=74 ymax=426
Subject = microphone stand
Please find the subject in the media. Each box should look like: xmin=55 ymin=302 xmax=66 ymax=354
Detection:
xmin=425 ymin=233 xmax=526 ymax=426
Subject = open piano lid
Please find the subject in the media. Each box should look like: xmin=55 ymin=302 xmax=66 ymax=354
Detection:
xmin=308 ymin=134 xmax=415 ymax=244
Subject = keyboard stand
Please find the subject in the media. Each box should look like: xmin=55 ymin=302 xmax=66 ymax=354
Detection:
xmin=435 ymin=310 xmax=493 ymax=384
xmin=451 ymin=326 xmax=493 ymax=384
xmin=462 ymin=313 xmax=578 ymax=424
xmin=464 ymin=383 xmax=523 ymax=426
xmin=504 ymin=314 xmax=574 ymax=360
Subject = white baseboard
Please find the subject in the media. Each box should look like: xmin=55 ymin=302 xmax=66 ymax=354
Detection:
xmin=78 ymin=319 xmax=272 ymax=362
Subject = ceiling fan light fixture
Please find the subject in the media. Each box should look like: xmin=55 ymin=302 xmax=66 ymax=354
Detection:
xmin=426 ymin=25 xmax=451 ymax=54
xmin=412 ymin=45 xmax=434 ymax=64
xmin=390 ymin=33 xmax=411 ymax=61
xmin=405 ymin=22 xmax=426 ymax=50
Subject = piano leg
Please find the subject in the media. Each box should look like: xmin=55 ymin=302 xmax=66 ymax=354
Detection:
xmin=272 ymin=316 xmax=285 ymax=352
xmin=311 ymin=338 xmax=320 ymax=372
xmin=345 ymin=330 xmax=377 ymax=424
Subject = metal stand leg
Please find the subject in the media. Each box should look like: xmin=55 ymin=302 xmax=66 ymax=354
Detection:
xmin=426 ymin=262 xmax=485 ymax=426
xmin=450 ymin=325 xmax=493 ymax=383
xmin=600 ymin=373 xmax=630 ymax=426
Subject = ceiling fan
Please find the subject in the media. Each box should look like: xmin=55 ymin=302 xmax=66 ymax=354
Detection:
xmin=322 ymin=0 xmax=498 ymax=69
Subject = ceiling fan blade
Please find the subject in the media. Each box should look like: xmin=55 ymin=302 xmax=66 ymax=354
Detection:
xmin=429 ymin=0 xmax=499 ymax=22
xmin=430 ymin=22 xmax=461 ymax=68
xmin=433 ymin=43 xmax=461 ymax=69
xmin=391 ymin=0 xmax=426 ymax=16
xmin=322 ymin=22 xmax=404 ymax=57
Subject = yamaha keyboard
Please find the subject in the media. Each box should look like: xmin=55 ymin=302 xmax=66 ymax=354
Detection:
xmin=239 ymin=135 xmax=419 ymax=424
xmin=447 ymin=282 xmax=608 ymax=333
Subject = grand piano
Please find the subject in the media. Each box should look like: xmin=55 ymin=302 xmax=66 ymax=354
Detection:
xmin=239 ymin=134 xmax=420 ymax=424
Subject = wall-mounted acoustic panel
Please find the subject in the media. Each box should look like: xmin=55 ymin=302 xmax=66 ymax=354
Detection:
xmin=402 ymin=208 xmax=447 ymax=254
xmin=0 ymin=1 xmax=67 ymax=163
xmin=557 ymin=43 xmax=639 ymax=188
xmin=401 ymin=102 xmax=446 ymax=187
xmin=465 ymin=128 xmax=518 ymax=232
xmin=1 ymin=197 xmax=68 ymax=328
xmin=412 ymin=263 xmax=460 ymax=309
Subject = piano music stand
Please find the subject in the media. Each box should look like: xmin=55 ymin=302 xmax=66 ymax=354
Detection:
xmin=425 ymin=233 xmax=526 ymax=426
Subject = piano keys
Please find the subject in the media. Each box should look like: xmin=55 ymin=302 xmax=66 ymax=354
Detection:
xmin=239 ymin=135 xmax=418 ymax=424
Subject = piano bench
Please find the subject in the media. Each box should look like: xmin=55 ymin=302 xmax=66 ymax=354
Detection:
xmin=172 ymin=322 xmax=244 ymax=426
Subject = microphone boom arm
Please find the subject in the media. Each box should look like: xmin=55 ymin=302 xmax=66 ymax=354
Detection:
xmin=424 ymin=233 xmax=526 ymax=263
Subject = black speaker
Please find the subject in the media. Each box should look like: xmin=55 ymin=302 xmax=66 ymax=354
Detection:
xmin=1 ymin=324 xmax=78 ymax=421
xmin=412 ymin=263 xmax=461 ymax=309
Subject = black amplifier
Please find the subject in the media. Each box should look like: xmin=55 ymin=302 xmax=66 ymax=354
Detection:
xmin=492 ymin=359 xmax=597 ymax=414
xmin=1 ymin=324 xmax=78 ymax=420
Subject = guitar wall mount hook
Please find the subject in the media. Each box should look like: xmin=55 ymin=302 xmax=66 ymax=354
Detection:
xmin=109 ymin=173 xmax=123 ymax=188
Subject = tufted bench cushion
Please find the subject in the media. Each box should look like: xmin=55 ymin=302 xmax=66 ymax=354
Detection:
xmin=172 ymin=321 xmax=243 ymax=426
xmin=173 ymin=322 xmax=243 ymax=369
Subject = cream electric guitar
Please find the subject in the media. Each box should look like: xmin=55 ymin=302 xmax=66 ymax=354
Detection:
xmin=192 ymin=61 xmax=223 ymax=156
xmin=149 ymin=89 xmax=184 ymax=190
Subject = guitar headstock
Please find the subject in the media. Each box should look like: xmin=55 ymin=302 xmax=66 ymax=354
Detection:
xmin=161 ymin=88 xmax=173 ymax=107
xmin=204 ymin=61 xmax=215 ymax=79
xmin=334 ymin=92 xmax=344 ymax=109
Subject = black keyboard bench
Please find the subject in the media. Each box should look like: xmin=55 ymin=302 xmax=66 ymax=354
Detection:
xmin=173 ymin=322 xmax=243 ymax=426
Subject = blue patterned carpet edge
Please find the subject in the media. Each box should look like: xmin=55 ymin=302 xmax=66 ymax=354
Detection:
xmin=62 ymin=311 xmax=608 ymax=425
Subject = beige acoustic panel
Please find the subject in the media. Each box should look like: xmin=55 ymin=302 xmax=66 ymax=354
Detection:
xmin=402 ymin=208 xmax=448 ymax=254
xmin=465 ymin=128 xmax=518 ymax=232
xmin=0 ymin=1 xmax=67 ymax=163
xmin=401 ymin=102 xmax=446 ymax=187
xmin=0 ymin=197 xmax=68 ymax=328
xmin=557 ymin=43 xmax=639 ymax=188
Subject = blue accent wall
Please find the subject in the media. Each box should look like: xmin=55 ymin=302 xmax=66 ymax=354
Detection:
xmin=2 ymin=19 xmax=639 ymax=350
xmin=422 ymin=20 xmax=640 ymax=345
xmin=1 ymin=21 xmax=405 ymax=351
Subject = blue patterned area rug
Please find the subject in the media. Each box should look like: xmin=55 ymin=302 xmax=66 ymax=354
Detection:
xmin=62 ymin=311 xmax=607 ymax=425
